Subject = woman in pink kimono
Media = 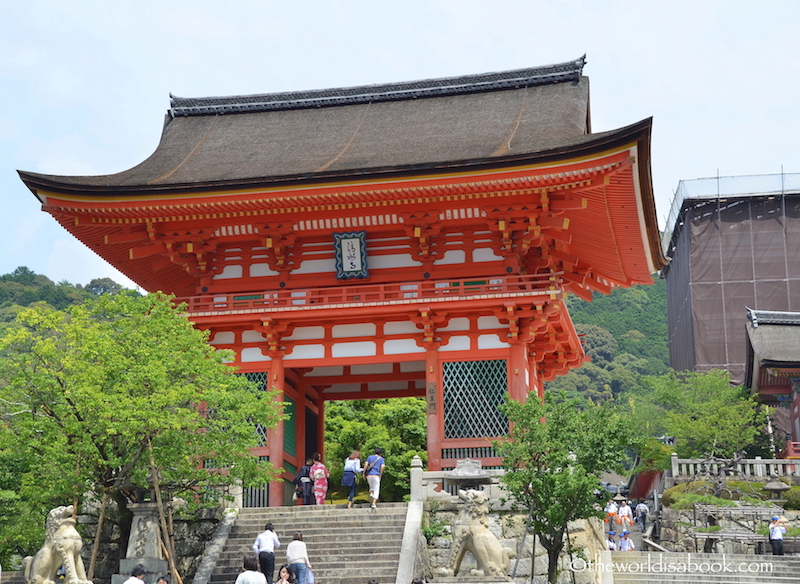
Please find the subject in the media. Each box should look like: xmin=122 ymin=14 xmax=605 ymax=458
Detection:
xmin=310 ymin=452 xmax=330 ymax=505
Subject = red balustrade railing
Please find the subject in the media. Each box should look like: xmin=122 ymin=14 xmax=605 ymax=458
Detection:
xmin=176 ymin=273 xmax=562 ymax=314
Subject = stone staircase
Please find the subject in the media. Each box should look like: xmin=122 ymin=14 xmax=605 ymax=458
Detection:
xmin=210 ymin=503 xmax=407 ymax=584
xmin=608 ymin=551 xmax=800 ymax=583
xmin=3 ymin=570 xmax=24 ymax=584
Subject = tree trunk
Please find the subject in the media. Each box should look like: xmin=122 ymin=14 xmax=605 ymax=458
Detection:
xmin=547 ymin=545 xmax=561 ymax=584
xmin=148 ymin=440 xmax=183 ymax=584
xmin=110 ymin=488 xmax=134 ymax=566
xmin=543 ymin=530 xmax=566 ymax=584
xmin=88 ymin=492 xmax=109 ymax=580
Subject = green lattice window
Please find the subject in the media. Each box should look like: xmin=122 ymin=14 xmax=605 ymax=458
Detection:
xmin=244 ymin=371 xmax=269 ymax=392
xmin=243 ymin=372 xmax=270 ymax=446
xmin=283 ymin=397 xmax=296 ymax=457
xmin=442 ymin=360 xmax=508 ymax=439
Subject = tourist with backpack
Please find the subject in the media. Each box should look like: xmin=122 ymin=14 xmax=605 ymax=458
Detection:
xmin=341 ymin=449 xmax=363 ymax=509
xmin=363 ymin=447 xmax=385 ymax=509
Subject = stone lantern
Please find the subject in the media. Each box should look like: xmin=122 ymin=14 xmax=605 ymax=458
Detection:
xmin=763 ymin=477 xmax=791 ymax=506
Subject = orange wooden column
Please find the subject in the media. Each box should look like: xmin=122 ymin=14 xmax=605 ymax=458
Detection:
xmin=425 ymin=346 xmax=442 ymax=471
xmin=267 ymin=356 xmax=285 ymax=507
xmin=508 ymin=342 xmax=529 ymax=404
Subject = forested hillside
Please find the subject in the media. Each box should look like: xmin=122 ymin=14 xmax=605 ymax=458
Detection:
xmin=545 ymin=278 xmax=669 ymax=402
xmin=0 ymin=266 xmax=124 ymax=316
xmin=567 ymin=278 xmax=668 ymax=373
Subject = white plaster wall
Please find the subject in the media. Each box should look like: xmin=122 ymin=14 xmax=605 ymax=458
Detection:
xmin=477 ymin=316 xmax=502 ymax=330
xmin=385 ymin=321 xmax=419 ymax=335
xmin=367 ymin=253 xmax=422 ymax=269
xmin=440 ymin=336 xmax=471 ymax=352
xmin=332 ymin=341 xmax=377 ymax=358
xmin=332 ymin=323 xmax=376 ymax=338
xmin=472 ymin=247 xmax=504 ymax=262
xmin=250 ymin=263 xmax=280 ymax=277
xmin=433 ymin=250 xmax=466 ymax=265
xmin=209 ymin=331 xmax=235 ymax=345
xmin=439 ymin=317 xmax=470 ymax=331
xmin=241 ymin=347 xmax=270 ymax=362
xmin=478 ymin=334 xmax=510 ymax=349
xmin=293 ymin=258 xmax=335 ymax=274
xmin=214 ymin=265 xmax=243 ymax=279
xmin=242 ymin=330 xmax=266 ymax=343
xmin=384 ymin=339 xmax=425 ymax=355
xmin=285 ymin=345 xmax=326 ymax=360
xmin=285 ymin=326 xmax=325 ymax=340
xmin=351 ymin=363 xmax=394 ymax=374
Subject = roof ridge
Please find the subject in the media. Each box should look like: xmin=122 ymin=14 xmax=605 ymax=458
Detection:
xmin=747 ymin=307 xmax=800 ymax=327
xmin=169 ymin=56 xmax=586 ymax=117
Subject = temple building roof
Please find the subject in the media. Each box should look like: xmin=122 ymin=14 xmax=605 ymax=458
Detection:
xmin=18 ymin=56 xmax=629 ymax=193
xmin=746 ymin=309 xmax=800 ymax=366
xmin=18 ymin=56 xmax=664 ymax=296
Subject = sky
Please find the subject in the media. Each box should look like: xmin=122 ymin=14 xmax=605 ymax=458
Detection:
xmin=1 ymin=0 xmax=797 ymax=289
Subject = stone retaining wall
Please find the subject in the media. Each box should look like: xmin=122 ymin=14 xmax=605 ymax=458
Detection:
xmin=421 ymin=500 xmax=605 ymax=584
xmin=78 ymin=507 xmax=221 ymax=584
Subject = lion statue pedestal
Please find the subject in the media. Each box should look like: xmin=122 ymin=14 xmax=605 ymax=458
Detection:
xmin=23 ymin=505 xmax=92 ymax=584
xmin=436 ymin=489 xmax=515 ymax=581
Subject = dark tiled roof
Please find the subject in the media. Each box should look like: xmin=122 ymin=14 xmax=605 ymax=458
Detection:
xmin=746 ymin=309 xmax=800 ymax=367
xmin=747 ymin=308 xmax=800 ymax=328
xmin=17 ymin=56 xmax=655 ymax=195
xmin=170 ymin=56 xmax=586 ymax=117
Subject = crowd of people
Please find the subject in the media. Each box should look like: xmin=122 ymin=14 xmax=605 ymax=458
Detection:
xmin=604 ymin=497 xmax=650 ymax=552
xmin=292 ymin=448 xmax=385 ymax=509
xmin=245 ymin=447 xmax=388 ymax=584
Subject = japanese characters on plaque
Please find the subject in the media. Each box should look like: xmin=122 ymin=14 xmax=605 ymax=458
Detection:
xmin=334 ymin=231 xmax=368 ymax=279
xmin=427 ymin=382 xmax=437 ymax=413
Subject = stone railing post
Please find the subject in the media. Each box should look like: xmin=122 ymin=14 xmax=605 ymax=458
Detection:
xmin=671 ymin=453 xmax=679 ymax=477
xmin=410 ymin=455 xmax=424 ymax=501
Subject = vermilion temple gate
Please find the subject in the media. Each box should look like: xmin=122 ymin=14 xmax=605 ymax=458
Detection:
xmin=19 ymin=56 xmax=664 ymax=505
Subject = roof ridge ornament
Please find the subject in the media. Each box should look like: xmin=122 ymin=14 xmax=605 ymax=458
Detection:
xmin=169 ymin=55 xmax=587 ymax=118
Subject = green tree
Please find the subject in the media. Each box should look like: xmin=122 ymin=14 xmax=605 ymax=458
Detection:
xmin=495 ymin=392 xmax=637 ymax=584
xmin=325 ymin=397 xmax=427 ymax=501
xmin=636 ymin=370 xmax=769 ymax=459
xmin=0 ymin=266 xmax=95 ymax=311
xmin=84 ymin=277 xmax=125 ymax=296
xmin=566 ymin=279 xmax=668 ymax=375
xmin=0 ymin=292 xmax=283 ymax=563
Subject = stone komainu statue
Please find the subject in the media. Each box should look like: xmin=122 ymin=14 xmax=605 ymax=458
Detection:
xmin=440 ymin=489 xmax=515 ymax=578
xmin=23 ymin=505 xmax=92 ymax=584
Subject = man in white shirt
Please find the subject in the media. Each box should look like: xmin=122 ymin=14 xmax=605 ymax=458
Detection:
xmin=770 ymin=516 xmax=787 ymax=556
xmin=618 ymin=530 xmax=635 ymax=552
xmin=252 ymin=522 xmax=281 ymax=584
xmin=617 ymin=501 xmax=633 ymax=530
xmin=122 ymin=565 xmax=147 ymax=584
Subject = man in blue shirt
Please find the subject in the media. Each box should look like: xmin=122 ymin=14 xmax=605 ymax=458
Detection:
xmin=364 ymin=447 xmax=386 ymax=509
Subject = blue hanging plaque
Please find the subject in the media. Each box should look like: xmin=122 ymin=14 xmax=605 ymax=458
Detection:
xmin=334 ymin=231 xmax=368 ymax=279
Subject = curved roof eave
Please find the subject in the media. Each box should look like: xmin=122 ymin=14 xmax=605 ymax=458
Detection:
xmin=19 ymin=118 xmax=652 ymax=196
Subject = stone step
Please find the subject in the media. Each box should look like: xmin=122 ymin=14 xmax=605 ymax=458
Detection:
xmin=225 ymin=528 xmax=404 ymax=543
xmin=3 ymin=571 xmax=24 ymax=584
xmin=228 ymin=523 xmax=406 ymax=537
xmin=213 ymin=550 xmax=401 ymax=568
xmin=218 ymin=543 xmax=403 ymax=561
xmin=208 ymin=504 xmax=406 ymax=584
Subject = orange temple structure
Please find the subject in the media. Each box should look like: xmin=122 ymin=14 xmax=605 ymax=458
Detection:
xmin=19 ymin=57 xmax=664 ymax=505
